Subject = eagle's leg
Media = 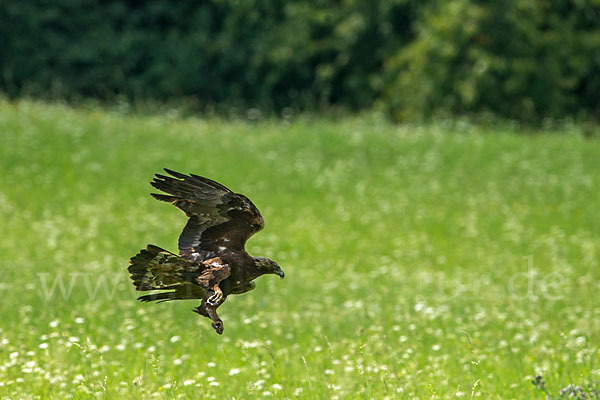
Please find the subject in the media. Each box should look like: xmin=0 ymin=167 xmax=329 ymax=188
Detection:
xmin=208 ymin=284 xmax=224 ymax=306
xmin=197 ymin=298 xmax=224 ymax=334
xmin=193 ymin=301 xmax=209 ymax=318
xmin=196 ymin=259 xmax=231 ymax=307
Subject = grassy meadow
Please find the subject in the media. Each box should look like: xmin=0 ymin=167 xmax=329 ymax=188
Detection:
xmin=0 ymin=100 xmax=599 ymax=399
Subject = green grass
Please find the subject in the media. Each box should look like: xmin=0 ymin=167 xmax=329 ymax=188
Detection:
xmin=0 ymin=99 xmax=599 ymax=399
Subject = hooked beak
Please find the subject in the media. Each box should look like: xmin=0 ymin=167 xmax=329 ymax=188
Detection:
xmin=278 ymin=269 xmax=285 ymax=279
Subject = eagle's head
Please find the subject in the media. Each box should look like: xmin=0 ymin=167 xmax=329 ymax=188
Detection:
xmin=253 ymin=257 xmax=285 ymax=279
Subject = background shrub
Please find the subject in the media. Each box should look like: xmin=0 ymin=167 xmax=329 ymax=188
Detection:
xmin=382 ymin=0 xmax=600 ymax=121
xmin=1 ymin=0 xmax=598 ymax=120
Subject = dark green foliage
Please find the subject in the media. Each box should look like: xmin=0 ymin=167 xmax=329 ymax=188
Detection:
xmin=383 ymin=0 xmax=600 ymax=121
xmin=0 ymin=0 xmax=421 ymax=111
xmin=1 ymin=0 xmax=599 ymax=120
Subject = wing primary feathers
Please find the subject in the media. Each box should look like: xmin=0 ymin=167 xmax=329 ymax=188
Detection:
xmin=150 ymin=179 xmax=197 ymax=197
xmin=150 ymin=193 xmax=178 ymax=202
xmin=163 ymin=169 xmax=232 ymax=193
xmin=151 ymin=173 xmax=226 ymax=199
xmin=163 ymin=169 xmax=188 ymax=179
xmin=189 ymin=173 xmax=232 ymax=192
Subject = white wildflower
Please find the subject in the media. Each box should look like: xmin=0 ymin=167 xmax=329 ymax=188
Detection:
xmin=170 ymin=336 xmax=181 ymax=343
xmin=242 ymin=340 xmax=260 ymax=348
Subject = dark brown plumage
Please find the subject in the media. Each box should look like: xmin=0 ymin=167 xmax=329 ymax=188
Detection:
xmin=127 ymin=169 xmax=284 ymax=334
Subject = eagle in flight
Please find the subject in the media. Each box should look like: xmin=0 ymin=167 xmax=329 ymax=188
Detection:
xmin=128 ymin=169 xmax=284 ymax=334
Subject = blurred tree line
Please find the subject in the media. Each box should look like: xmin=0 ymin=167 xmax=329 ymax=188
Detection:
xmin=1 ymin=0 xmax=599 ymax=121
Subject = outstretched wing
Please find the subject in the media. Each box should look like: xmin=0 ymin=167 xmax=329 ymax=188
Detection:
xmin=150 ymin=169 xmax=264 ymax=262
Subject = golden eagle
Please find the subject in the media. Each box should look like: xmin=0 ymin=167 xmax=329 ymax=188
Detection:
xmin=128 ymin=169 xmax=284 ymax=334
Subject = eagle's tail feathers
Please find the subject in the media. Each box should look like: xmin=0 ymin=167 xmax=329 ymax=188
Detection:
xmin=137 ymin=292 xmax=175 ymax=303
xmin=136 ymin=283 xmax=205 ymax=303
xmin=128 ymin=245 xmax=201 ymax=293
